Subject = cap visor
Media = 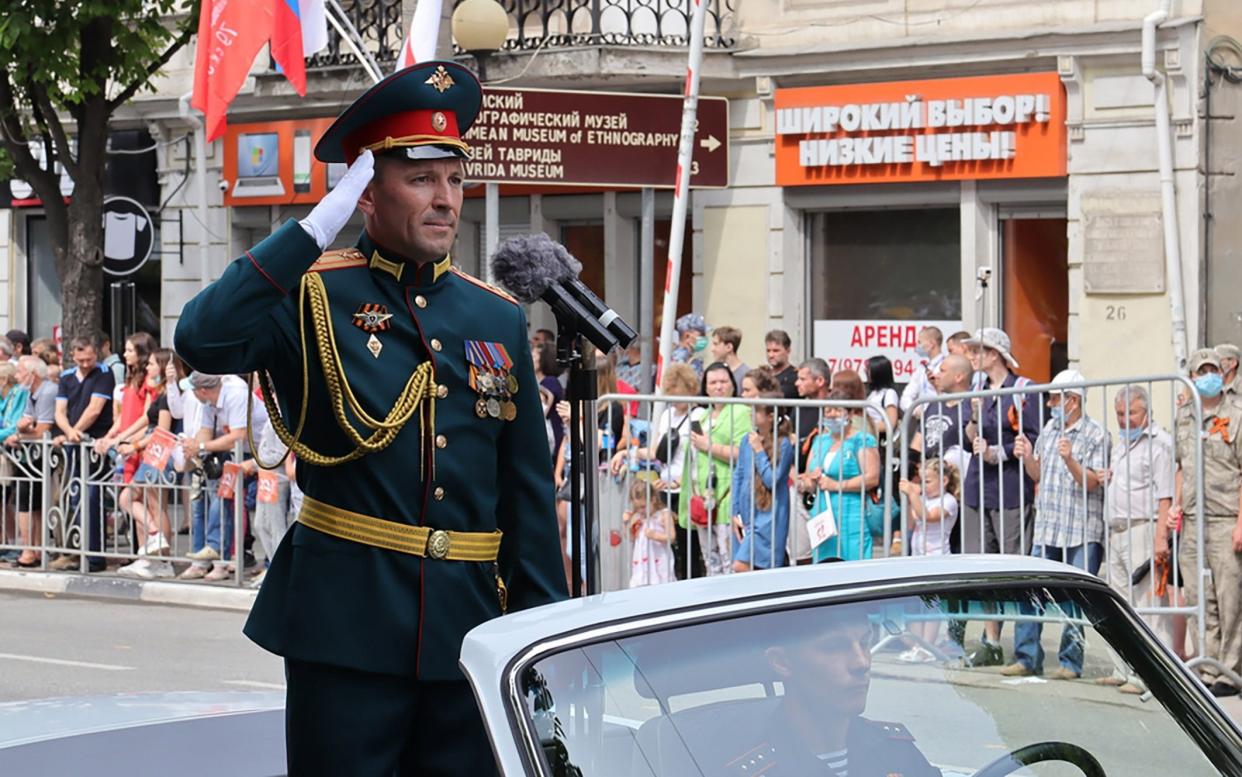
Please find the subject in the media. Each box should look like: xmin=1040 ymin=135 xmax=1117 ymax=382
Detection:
xmin=392 ymin=145 xmax=470 ymax=161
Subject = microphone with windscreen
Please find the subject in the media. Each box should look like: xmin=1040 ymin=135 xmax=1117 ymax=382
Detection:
xmin=491 ymin=234 xmax=636 ymax=353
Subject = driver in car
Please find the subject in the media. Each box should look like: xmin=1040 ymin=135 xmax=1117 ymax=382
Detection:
xmin=721 ymin=607 xmax=941 ymax=777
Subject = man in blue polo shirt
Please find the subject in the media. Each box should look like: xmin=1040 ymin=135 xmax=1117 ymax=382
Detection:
xmin=49 ymin=336 xmax=114 ymax=572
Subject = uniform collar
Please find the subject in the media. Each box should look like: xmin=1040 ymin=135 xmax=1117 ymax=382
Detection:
xmin=357 ymin=231 xmax=452 ymax=286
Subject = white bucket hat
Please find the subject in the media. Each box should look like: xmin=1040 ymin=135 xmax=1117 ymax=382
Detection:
xmin=963 ymin=327 xmax=1019 ymax=370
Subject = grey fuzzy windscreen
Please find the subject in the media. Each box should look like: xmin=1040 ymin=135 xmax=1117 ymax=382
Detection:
xmin=490 ymin=234 xmax=580 ymax=303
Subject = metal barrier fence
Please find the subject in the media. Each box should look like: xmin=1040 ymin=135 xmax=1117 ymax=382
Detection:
xmin=587 ymin=377 xmax=1236 ymax=688
xmin=589 ymin=392 xmax=896 ymax=592
xmin=0 ymin=437 xmax=252 ymax=586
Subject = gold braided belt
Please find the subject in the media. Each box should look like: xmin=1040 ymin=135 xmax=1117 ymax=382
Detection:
xmin=299 ymin=495 xmax=502 ymax=561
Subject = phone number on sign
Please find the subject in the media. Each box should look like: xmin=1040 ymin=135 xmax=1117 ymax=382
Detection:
xmin=827 ymin=358 xmax=926 ymax=380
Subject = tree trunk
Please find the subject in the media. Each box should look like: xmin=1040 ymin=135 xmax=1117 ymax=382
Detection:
xmin=59 ymin=113 xmax=107 ymax=351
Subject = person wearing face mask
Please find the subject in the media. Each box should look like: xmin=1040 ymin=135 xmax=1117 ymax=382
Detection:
xmin=1172 ymin=348 xmax=1242 ymax=697
xmin=672 ymin=313 xmax=710 ymax=378
xmin=899 ymin=326 xmax=945 ymax=418
xmin=1098 ymin=384 xmax=1175 ymax=694
xmin=804 ymin=388 xmax=880 ymax=562
xmin=1005 ymin=369 xmax=1110 ymax=680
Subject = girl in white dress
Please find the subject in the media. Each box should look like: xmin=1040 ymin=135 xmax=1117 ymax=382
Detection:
xmin=625 ymin=480 xmax=675 ymax=588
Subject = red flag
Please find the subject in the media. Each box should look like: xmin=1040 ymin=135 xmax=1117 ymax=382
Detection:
xmin=192 ymin=0 xmax=310 ymax=142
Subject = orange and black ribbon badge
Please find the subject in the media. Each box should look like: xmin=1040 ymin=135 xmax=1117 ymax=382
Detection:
xmin=1209 ymin=416 xmax=1231 ymax=442
xmin=352 ymin=303 xmax=393 ymax=333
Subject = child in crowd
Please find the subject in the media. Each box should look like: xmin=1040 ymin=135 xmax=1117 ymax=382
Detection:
xmin=624 ymin=479 xmax=675 ymax=588
xmin=731 ymin=394 xmax=794 ymax=572
xmin=897 ymin=458 xmax=960 ymax=662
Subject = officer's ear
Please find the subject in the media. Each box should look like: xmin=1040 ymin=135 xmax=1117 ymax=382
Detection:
xmin=356 ymin=158 xmax=383 ymax=217
xmin=765 ymin=646 xmax=793 ymax=679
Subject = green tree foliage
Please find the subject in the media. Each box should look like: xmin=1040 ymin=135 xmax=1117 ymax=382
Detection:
xmin=0 ymin=0 xmax=199 ymax=347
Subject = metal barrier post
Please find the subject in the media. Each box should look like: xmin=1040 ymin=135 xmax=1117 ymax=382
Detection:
xmin=234 ymin=440 xmax=245 ymax=587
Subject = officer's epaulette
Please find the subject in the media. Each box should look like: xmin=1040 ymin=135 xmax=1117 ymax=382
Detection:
xmin=449 ymin=266 xmax=518 ymax=305
xmin=308 ymin=248 xmax=367 ymax=274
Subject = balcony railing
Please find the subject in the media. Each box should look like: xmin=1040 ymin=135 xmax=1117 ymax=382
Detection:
xmin=299 ymin=0 xmax=735 ymax=71
xmin=466 ymin=0 xmax=737 ymax=51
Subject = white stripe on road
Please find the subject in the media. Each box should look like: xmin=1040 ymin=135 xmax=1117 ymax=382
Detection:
xmin=223 ymin=680 xmax=286 ymax=690
xmin=0 ymin=652 xmax=134 ymax=671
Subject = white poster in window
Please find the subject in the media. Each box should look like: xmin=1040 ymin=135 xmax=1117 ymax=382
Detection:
xmin=813 ymin=319 xmax=962 ymax=381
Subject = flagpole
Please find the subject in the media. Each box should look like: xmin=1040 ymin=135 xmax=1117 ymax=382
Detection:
xmin=655 ymin=0 xmax=709 ymax=390
xmin=326 ymin=0 xmax=384 ymax=83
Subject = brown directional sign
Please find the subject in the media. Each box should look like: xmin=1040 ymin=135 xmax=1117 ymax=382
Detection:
xmin=464 ymin=87 xmax=729 ymax=189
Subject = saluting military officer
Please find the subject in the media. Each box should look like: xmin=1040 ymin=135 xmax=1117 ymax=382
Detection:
xmin=1172 ymin=348 xmax=1242 ymax=698
xmin=175 ymin=61 xmax=567 ymax=775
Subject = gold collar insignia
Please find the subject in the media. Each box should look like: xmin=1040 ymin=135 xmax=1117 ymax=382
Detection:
xmin=369 ymin=251 xmax=405 ymax=282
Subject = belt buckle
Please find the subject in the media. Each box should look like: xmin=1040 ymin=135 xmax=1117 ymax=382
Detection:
xmin=426 ymin=529 xmax=451 ymax=560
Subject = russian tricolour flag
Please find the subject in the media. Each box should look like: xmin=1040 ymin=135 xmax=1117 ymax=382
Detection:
xmin=193 ymin=0 xmax=329 ymax=141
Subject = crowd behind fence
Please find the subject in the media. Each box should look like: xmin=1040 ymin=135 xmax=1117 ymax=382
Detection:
xmin=3 ymin=371 xmax=1240 ymax=690
xmin=587 ymin=375 xmax=1241 ymax=690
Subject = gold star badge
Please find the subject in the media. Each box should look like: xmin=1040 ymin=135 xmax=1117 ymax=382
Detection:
xmin=432 ymin=111 xmax=448 ymax=133
xmin=425 ymin=66 xmax=455 ymax=94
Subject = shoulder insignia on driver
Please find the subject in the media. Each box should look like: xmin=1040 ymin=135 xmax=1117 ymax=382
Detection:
xmin=872 ymin=720 xmax=917 ymax=742
xmin=450 ymin=267 xmax=518 ymax=306
xmin=309 ymin=248 xmax=367 ymax=274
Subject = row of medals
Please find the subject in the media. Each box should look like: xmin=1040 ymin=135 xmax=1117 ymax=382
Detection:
xmin=475 ymin=370 xmax=519 ymax=421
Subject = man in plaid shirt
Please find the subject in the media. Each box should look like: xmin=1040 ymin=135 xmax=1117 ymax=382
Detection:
xmin=1003 ymin=369 xmax=1111 ymax=679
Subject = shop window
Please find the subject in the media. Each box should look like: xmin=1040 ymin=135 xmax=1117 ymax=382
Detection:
xmin=809 ymin=209 xmax=961 ymax=321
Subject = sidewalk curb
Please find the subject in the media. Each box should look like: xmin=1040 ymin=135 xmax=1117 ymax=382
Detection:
xmin=0 ymin=569 xmax=257 ymax=612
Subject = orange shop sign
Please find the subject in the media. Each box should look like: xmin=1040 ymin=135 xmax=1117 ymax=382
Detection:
xmin=774 ymin=72 xmax=1066 ymax=186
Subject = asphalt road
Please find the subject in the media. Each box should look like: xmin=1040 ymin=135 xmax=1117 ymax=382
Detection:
xmin=0 ymin=590 xmax=284 ymax=703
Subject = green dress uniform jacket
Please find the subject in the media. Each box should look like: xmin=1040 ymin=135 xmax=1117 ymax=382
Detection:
xmin=175 ymin=220 xmax=567 ymax=681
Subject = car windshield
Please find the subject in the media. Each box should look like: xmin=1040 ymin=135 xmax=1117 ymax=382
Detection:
xmin=516 ymin=585 xmax=1229 ymax=777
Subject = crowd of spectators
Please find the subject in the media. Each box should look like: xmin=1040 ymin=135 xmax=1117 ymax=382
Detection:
xmin=0 ymin=329 xmax=293 ymax=588
xmin=3 ymin=317 xmax=1240 ymax=696
xmin=573 ymin=316 xmax=1242 ymax=695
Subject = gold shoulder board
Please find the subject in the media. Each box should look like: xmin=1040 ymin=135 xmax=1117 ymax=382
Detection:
xmin=450 ymin=266 xmax=518 ymax=306
xmin=309 ymin=248 xmax=367 ymax=274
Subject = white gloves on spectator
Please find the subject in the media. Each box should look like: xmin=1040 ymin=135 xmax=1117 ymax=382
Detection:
xmin=299 ymin=149 xmax=375 ymax=250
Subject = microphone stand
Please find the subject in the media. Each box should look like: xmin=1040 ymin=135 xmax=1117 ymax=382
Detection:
xmin=558 ymin=329 xmax=598 ymax=598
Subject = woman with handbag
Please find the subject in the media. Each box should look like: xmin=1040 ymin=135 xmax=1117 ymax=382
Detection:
xmin=805 ymin=388 xmax=881 ymax=562
xmin=679 ymin=362 xmax=751 ymax=576
xmin=609 ymin=363 xmax=700 ymax=579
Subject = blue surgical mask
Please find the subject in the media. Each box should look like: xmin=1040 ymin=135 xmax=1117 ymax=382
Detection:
xmin=1049 ymin=406 xmax=1065 ymax=424
xmin=693 ymin=336 xmax=709 ymax=353
xmin=1195 ymin=373 xmax=1224 ymax=398
xmin=1119 ymin=426 xmax=1145 ymax=442
xmin=915 ymin=346 xmax=930 ymax=359
xmin=823 ymin=418 xmax=846 ymax=436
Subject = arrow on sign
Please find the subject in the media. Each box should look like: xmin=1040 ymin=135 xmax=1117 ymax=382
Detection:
xmin=699 ymin=135 xmax=721 ymax=152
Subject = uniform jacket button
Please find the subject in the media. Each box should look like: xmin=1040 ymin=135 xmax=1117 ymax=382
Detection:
xmin=433 ymin=486 xmax=445 ymax=501
xmin=436 ymin=384 xmax=448 ymax=398
xmin=415 ymin=295 xmax=428 ymax=308
xmin=430 ymin=338 xmax=442 ymax=352
xmin=435 ymin=434 xmax=447 ymax=449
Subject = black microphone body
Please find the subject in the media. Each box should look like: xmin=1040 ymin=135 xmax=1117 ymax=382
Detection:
xmin=538 ymin=283 xmax=620 ymax=354
xmin=560 ymin=276 xmax=638 ymax=349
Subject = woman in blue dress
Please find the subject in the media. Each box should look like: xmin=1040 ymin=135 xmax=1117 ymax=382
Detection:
xmin=731 ymin=393 xmax=794 ymax=571
xmin=807 ymin=388 xmax=880 ymax=562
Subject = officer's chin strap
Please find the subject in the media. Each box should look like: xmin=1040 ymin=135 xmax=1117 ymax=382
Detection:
xmin=251 ymin=271 xmax=438 ymax=474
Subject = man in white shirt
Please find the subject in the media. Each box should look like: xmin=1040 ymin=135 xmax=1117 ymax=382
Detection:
xmin=182 ymin=373 xmax=263 ymax=580
xmin=900 ymin=326 xmax=946 ymax=418
xmin=1100 ymin=384 xmax=1175 ymax=693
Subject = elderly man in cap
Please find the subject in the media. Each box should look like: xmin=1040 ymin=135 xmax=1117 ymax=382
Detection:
xmin=1004 ymin=369 xmax=1110 ymax=679
xmin=672 ymin=312 xmax=710 ymax=377
xmin=1173 ymin=348 xmax=1242 ymax=697
xmin=176 ymin=62 xmax=566 ymax=775
xmin=959 ymin=327 xmax=1041 ymax=666
xmin=1217 ymin=344 xmax=1240 ymax=397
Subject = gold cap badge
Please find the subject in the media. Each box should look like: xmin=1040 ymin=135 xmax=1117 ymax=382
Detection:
xmin=425 ymin=65 xmax=455 ymax=94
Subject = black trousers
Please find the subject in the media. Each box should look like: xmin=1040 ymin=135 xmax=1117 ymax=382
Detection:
xmin=285 ymin=659 xmax=498 ymax=777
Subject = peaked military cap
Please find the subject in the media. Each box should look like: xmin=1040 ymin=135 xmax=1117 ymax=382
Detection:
xmin=315 ymin=60 xmax=482 ymax=165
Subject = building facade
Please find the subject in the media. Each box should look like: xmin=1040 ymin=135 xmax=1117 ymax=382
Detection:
xmin=1 ymin=0 xmax=1239 ymax=391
